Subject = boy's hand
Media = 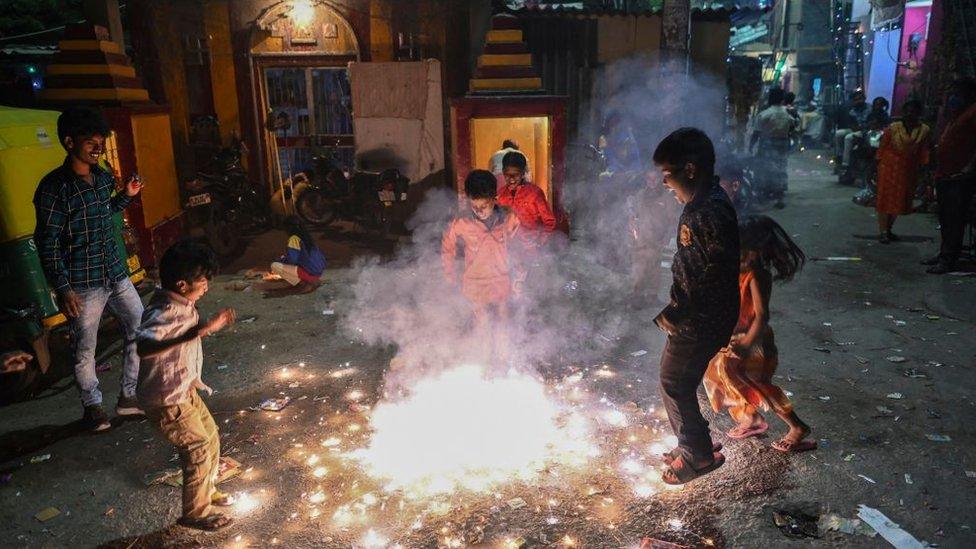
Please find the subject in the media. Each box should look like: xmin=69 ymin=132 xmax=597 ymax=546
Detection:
xmin=57 ymin=289 xmax=81 ymax=318
xmin=193 ymin=378 xmax=214 ymax=396
xmin=1 ymin=351 xmax=33 ymax=374
xmin=200 ymin=308 xmax=236 ymax=337
xmin=124 ymin=175 xmax=143 ymax=197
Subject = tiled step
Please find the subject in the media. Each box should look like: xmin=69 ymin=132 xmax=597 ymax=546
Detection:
xmin=477 ymin=53 xmax=532 ymax=67
xmin=487 ymin=29 xmax=522 ymax=43
xmin=470 ymin=77 xmax=542 ymax=92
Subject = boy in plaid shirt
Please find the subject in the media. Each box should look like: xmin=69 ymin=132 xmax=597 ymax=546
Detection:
xmin=34 ymin=107 xmax=144 ymax=431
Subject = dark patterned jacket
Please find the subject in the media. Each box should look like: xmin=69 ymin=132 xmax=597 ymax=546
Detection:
xmin=655 ymin=181 xmax=740 ymax=343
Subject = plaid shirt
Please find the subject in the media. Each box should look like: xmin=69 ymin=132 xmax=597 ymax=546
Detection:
xmin=33 ymin=160 xmax=133 ymax=293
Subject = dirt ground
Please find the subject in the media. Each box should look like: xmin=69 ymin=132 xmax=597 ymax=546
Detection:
xmin=1 ymin=149 xmax=975 ymax=548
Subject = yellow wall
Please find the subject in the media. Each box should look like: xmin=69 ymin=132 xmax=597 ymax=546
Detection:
xmin=131 ymin=113 xmax=182 ymax=227
xmin=470 ymin=116 xmax=551 ymax=206
xmin=370 ymin=0 xmax=394 ymax=61
xmin=205 ymin=0 xmax=241 ymax=142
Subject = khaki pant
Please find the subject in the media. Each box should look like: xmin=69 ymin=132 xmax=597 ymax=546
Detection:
xmin=147 ymin=391 xmax=220 ymax=520
xmin=270 ymin=261 xmax=301 ymax=286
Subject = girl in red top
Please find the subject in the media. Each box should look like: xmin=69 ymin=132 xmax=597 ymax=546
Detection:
xmin=703 ymin=215 xmax=815 ymax=453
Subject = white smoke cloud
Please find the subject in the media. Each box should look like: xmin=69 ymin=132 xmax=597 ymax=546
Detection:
xmin=342 ymin=57 xmax=729 ymax=395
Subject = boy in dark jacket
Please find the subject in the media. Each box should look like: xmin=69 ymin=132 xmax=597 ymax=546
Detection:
xmin=652 ymin=128 xmax=740 ymax=485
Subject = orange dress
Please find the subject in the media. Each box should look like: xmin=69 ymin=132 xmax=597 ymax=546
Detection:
xmin=875 ymin=121 xmax=930 ymax=215
xmin=704 ymin=270 xmax=793 ymax=423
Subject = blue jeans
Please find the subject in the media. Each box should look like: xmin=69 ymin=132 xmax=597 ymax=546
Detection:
xmin=69 ymin=278 xmax=143 ymax=407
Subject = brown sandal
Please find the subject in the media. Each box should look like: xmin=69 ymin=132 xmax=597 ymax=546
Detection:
xmin=177 ymin=513 xmax=233 ymax=531
xmin=662 ymin=452 xmax=725 ymax=485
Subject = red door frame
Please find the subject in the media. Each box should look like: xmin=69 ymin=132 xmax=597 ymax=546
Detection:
xmin=450 ymin=95 xmax=569 ymax=230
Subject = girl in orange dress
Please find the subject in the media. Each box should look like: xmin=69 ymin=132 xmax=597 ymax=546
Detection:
xmin=875 ymin=99 xmax=930 ymax=244
xmin=704 ymin=215 xmax=815 ymax=452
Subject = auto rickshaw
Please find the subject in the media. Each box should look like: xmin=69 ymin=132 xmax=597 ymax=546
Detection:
xmin=0 ymin=106 xmax=145 ymax=402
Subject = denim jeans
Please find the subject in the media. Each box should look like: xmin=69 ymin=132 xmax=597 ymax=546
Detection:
xmin=69 ymin=278 xmax=143 ymax=407
xmin=659 ymin=334 xmax=726 ymax=464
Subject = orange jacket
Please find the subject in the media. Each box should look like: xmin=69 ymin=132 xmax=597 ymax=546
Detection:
xmin=496 ymin=182 xmax=556 ymax=250
xmin=441 ymin=208 xmax=519 ymax=305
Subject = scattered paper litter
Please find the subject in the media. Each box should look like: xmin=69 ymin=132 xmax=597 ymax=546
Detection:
xmin=506 ymin=497 xmax=527 ymax=510
xmin=29 ymin=454 xmax=51 ymax=463
xmin=886 ymin=356 xmax=907 ymax=363
xmin=856 ymin=505 xmax=926 ymax=549
xmin=965 ymin=471 xmax=976 ymax=478
xmin=34 ymin=507 xmax=60 ymax=522
xmin=322 ymin=309 xmax=335 ymax=316
xmin=630 ymin=350 xmax=648 ymax=357
xmin=904 ymin=474 xmax=913 ymax=485
xmin=924 ymin=434 xmax=951 ymax=442
xmin=857 ymin=474 xmax=876 ymax=484
xmin=253 ymin=396 xmax=291 ymax=412
xmin=887 ymin=393 xmax=904 ymax=400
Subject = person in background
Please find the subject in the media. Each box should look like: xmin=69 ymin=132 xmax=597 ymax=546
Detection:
xmin=752 ymin=88 xmax=795 ymax=208
xmin=875 ymin=99 xmax=930 ymax=244
xmin=497 ymin=151 xmax=556 ymax=296
xmin=136 ymin=241 xmax=236 ymax=531
xmin=784 ymin=92 xmax=801 ymax=147
xmin=922 ymin=78 xmax=976 ymax=274
xmin=442 ymin=170 xmax=520 ymax=335
xmin=866 ymin=97 xmax=891 ymax=130
xmin=703 ymin=215 xmax=815 ymax=453
xmin=834 ymin=90 xmax=870 ymax=169
xmin=600 ymin=113 xmax=643 ymax=174
xmin=651 ymin=128 xmax=740 ymax=485
xmin=266 ymin=216 xmax=326 ymax=297
xmin=490 ymin=139 xmax=530 ymax=182
xmin=33 ymin=107 xmax=145 ymax=431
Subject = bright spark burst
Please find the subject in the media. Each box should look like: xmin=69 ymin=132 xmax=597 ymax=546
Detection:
xmin=348 ymin=364 xmax=596 ymax=497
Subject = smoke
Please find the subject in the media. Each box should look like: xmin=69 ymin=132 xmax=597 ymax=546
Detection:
xmin=342 ymin=57 xmax=729 ymax=396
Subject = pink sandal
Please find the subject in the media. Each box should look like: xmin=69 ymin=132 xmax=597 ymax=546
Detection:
xmin=727 ymin=421 xmax=768 ymax=439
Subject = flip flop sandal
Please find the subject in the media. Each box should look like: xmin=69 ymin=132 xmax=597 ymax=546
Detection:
xmin=662 ymin=442 xmax=723 ymax=464
xmin=726 ymin=421 xmax=769 ymax=440
xmin=177 ymin=513 xmax=233 ymax=531
xmin=662 ymin=452 xmax=725 ymax=485
xmin=211 ymin=491 xmax=236 ymax=506
xmin=772 ymin=438 xmax=818 ymax=453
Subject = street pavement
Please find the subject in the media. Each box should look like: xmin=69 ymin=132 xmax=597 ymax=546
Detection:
xmin=0 ymin=149 xmax=974 ymax=548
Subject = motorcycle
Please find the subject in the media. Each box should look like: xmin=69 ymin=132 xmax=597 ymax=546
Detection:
xmin=294 ymin=148 xmax=409 ymax=236
xmin=184 ymin=143 xmax=271 ymax=258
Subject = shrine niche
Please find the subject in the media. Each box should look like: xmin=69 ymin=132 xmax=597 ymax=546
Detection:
xmin=251 ymin=0 xmax=360 ymax=56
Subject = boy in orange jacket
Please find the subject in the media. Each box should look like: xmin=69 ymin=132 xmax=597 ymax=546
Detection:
xmin=442 ymin=170 xmax=520 ymax=334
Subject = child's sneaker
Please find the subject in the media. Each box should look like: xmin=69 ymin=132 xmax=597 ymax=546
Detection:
xmin=83 ymin=405 xmax=112 ymax=432
xmin=115 ymin=395 xmax=145 ymax=416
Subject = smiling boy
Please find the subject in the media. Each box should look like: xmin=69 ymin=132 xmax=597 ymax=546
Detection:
xmin=33 ymin=107 xmax=144 ymax=431
xmin=652 ymin=128 xmax=740 ymax=485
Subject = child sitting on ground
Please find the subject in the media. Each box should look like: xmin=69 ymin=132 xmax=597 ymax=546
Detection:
xmin=441 ymin=169 xmax=520 ymax=333
xmin=267 ymin=215 xmax=326 ymax=297
xmin=136 ymin=241 xmax=237 ymax=531
xmin=703 ymin=215 xmax=815 ymax=452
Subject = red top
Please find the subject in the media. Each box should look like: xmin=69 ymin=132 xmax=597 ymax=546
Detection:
xmin=496 ymin=182 xmax=556 ymax=250
xmin=935 ymin=103 xmax=976 ymax=179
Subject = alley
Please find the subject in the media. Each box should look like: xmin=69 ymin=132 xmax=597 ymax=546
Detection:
xmin=1 ymin=149 xmax=974 ymax=548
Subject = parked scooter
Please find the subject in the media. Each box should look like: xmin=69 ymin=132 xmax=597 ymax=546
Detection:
xmin=184 ymin=143 xmax=270 ymax=258
xmin=295 ymin=147 xmax=409 ymax=236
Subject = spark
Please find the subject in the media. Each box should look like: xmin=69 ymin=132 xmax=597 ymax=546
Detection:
xmin=346 ymin=389 xmax=364 ymax=401
xmin=234 ymin=491 xmax=260 ymax=514
xmin=306 ymin=454 xmax=320 ymax=466
xmin=359 ymin=529 xmax=389 ymax=549
xmin=668 ymin=517 xmax=685 ymax=530
xmin=348 ymin=364 xmax=595 ymax=497
xmin=331 ymin=367 xmax=358 ymax=378
xmin=309 ymin=490 xmax=325 ymax=504
xmin=312 ymin=466 xmax=328 ymax=478
xmin=321 ymin=437 xmax=342 ymax=447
